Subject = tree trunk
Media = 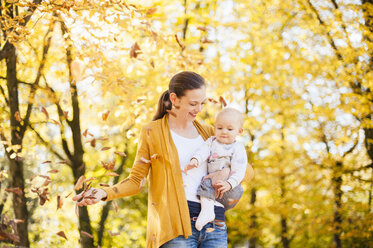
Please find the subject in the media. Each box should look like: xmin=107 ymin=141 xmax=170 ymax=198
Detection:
xmin=332 ymin=162 xmax=343 ymax=248
xmin=6 ymin=43 xmax=30 ymax=247
xmin=280 ymin=174 xmax=289 ymax=248
xmin=248 ymin=188 xmax=257 ymax=248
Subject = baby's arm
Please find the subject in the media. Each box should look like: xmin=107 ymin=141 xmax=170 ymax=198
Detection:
xmin=183 ymin=137 xmax=213 ymax=175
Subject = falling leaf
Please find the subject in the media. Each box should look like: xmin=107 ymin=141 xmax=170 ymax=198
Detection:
xmin=105 ymin=172 xmax=119 ymax=177
xmin=48 ymin=169 xmax=59 ymax=174
xmin=114 ymin=151 xmax=126 ymax=157
xmin=208 ymin=98 xmax=218 ymax=104
xmin=175 ymin=34 xmax=185 ymax=50
xmin=39 ymin=188 xmax=49 ymax=205
xmin=201 ymin=37 xmax=214 ymax=43
xmin=85 ymin=177 xmax=96 ymax=183
xmin=219 ymin=96 xmax=227 ymax=107
xmin=129 ymin=42 xmax=141 ymax=58
xmin=107 ymin=230 xmax=120 ymax=236
xmin=228 ymin=198 xmax=240 ymax=206
xmin=75 ymin=204 xmax=79 ymax=217
xmin=42 ymin=179 xmax=51 ymax=187
xmin=197 ymin=26 xmax=208 ymax=32
xmin=137 ymin=98 xmax=146 ymax=103
xmin=206 ymin=228 xmax=215 ymax=233
xmin=112 ymin=201 xmax=118 ymax=213
xmin=65 ymin=192 xmax=72 ymax=198
xmin=101 ymin=147 xmax=111 ymax=151
xmin=63 ymin=111 xmax=69 ymax=119
xmin=74 ymin=176 xmax=86 ymax=191
xmin=81 ymin=231 xmax=93 ymax=239
xmin=139 ymin=157 xmax=151 ymax=164
xmin=83 ymin=129 xmax=88 ymax=137
xmin=5 ymin=187 xmax=23 ymax=196
xmin=102 ymin=160 xmax=115 ymax=171
xmin=14 ymin=111 xmax=22 ymax=122
xmin=139 ymin=178 xmax=146 ymax=190
xmin=146 ymin=7 xmax=157 ymax=15
xmin=102 ymin=110 xmax=110 ymax=121
xmin=56 ymin=160 xmax=68 ymax=164
xmin=150 ymin=60 xmax=155 ymax=68
xmin=29 ymin=175 xmax=36 ymax=181
xmin=56 ymin=231 xmax=68 ymax=240
xmin=38 ymin=175 xmax=51 ymax=180
xmin=151 ymin=154 xmax=159 ymax=159
xmin=99 ymin=183 xmax=110 ymax=187
xmin=42 ymin=160 xmax=52 ymax=164
xmin=41 ymin=107 xmax=49 ymax=120
xmin=90 ymin=139 xmax=96 ymax=148
xmin=57 ymin=195 xmax=63 ymax=210
xmin=50 ymin=119 xmax=61 ymax=127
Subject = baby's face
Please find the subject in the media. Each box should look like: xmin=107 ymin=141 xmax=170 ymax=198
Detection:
xmin=214 ymin=114 xmax=242 ymax=144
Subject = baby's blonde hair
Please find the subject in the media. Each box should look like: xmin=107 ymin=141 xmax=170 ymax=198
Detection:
xmin=216 ymin=107 xmax=244 ymax=128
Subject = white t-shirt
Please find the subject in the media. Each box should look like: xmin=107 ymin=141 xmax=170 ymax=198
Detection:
xmin=170 ymin=129 xmax=224 ymax=207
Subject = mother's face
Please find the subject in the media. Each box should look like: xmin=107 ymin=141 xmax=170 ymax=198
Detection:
xmin=170 ymin=86 xmax=206 ymax=122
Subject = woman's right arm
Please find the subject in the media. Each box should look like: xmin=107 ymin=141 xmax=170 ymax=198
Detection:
xmin=73 ymin=126 xmax=151 ymax=205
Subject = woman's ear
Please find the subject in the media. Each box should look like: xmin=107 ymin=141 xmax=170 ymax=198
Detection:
xmin=169 ymin=92 xmax=180 ymax=109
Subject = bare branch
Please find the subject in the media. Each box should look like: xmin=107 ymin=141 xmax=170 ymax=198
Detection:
xmin=28 ymin=124 xmax=68 ymax=163
xmin=0 ymin=85 xmax=9 ymax=105
xmin=344 ymin=163 xmax=373 ymax=174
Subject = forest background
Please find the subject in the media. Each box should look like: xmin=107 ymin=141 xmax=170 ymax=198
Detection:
xmin=0 ymin=0 xmax=372 ymax=247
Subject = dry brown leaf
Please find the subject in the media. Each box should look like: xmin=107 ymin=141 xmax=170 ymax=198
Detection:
xmin=65 ymin=192 xmax=72 ymax=198
xmin=197 ymin=26 xmax=208 ymax=32
xmin=48 ymin=169 xmax=59 ymax=174
xmin=175 ymin=34 xmax=185 ymax=49
xmin=50 ymin=119 xmax=61 ymax=127
xmin=38 ymin=175 xmax=51 ymax=180
xmin=137 ymin=98 xmax=146 ymax=103
xmin=56 ymin=231 xmax=67 ymax=240
xmin=151 ymin=154 xmax=159 ymax=159
xmin=114 ymin=151 xmax=126 ymax=157
xmin=150 ymin=60 xmax=155 ymax=68
xmin=146 ymin=7 xmax=157 ymax=15
xmin=140 ymin=157 xmax=151 ymax=164
xmin=99 ymin=183 xmax=110 ymax=187
xmin=112 ymin=201 xmax=118 ymax=213
xmin=101 ymin=160 xmax=115 ymax=171
xmin=75 ymin=204 xmax=79 ymax=217
xmin=42 ymin=179 xmax=51 ymax=187
xmin=228 ymin=198 xmax=240 ymax=205
xmin=219 ymin=96 xmax=227 ymax=107
xmin=208 ymin=98 xmax=218 ymax=104
xmin=81 ymin=231 xmax=93 ymax=239
xmin=57 ymin=195 xmax=63 ymax=210
xmin=101 ymin=147 xmax=111 ymax=151
xmin=102 ymin=110 xmax=110 ymax=121
xmin=42 ymin=160 xmax=52 ymax=164
xmin=5 ymin=187 xmax=23 ymax=196
xmin=74 ymin=176 xmax=86 ymax=191
xmin=105 ymin=172 xmax=119 ymax=177
xmin=56 ymin=160 xmax=68 ymax=164
xmin=41 ymin=107 xmax=49 ymax=120
xmin=83 ymin=129 xmax=88 ymax=137
xmin=90 ymin=139 xmax=96 ymax=147
xmin=129 ymin=42 xmax=141 ymax=58
xmin=201 ymin=37 xmax=214 ymax=43
xmin=63 ymin=111 xmax=69 ymax=119
xmin=84 ymin=177 xmax=97 ymax=183
xmin=139 ymin=178 xmax=146 ymax=190
xmin=14 ymin=111 xmax=22 ymax=122
xmin=107 ymin=230 xmax=120 ymax=236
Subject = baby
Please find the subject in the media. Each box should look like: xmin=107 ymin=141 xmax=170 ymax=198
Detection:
xmin=184 ymin=107 xmax=248 ymax=231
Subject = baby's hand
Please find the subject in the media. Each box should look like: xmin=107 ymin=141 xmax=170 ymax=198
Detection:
xmin=215 ymin=180 xmax=232 ymax=199
xmin=183 ymin=158 xmax=198 ymax=175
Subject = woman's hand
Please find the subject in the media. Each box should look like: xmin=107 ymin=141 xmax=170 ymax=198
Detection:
xmin=214 ymin=180 xmax=232 ymax=199
xmin=72 ymin=188 xmax=107 ymax=206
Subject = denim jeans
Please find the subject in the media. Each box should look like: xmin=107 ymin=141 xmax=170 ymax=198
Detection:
xmin=160 ymin=220 xmax=227 ymax=248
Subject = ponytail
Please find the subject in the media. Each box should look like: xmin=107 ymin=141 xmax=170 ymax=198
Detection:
xmin=152 ymin=90 xmax=172 ymax=121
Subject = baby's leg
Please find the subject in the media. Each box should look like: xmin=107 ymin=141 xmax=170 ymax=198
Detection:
xmin=196 ymin=178 xmax=216 ymax=231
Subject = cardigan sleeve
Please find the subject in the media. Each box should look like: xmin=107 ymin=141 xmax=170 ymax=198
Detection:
xmin=102 ymin=126 xmax=151 ymax=201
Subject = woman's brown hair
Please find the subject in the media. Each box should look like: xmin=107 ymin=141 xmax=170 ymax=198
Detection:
xmin=153 ymin=71 xmax=206 ymax=121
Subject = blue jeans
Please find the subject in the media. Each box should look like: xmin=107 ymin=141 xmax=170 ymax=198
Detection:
xmin=160 ymin=220 xmax=227 ymax=248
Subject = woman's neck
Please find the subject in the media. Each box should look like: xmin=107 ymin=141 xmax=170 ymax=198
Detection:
xmin=168 ymin=114 xmax=193 ymax=130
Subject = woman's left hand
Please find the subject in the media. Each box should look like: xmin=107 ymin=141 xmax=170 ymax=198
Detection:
xmin=214 ymin=180 xmax=232 ymax=199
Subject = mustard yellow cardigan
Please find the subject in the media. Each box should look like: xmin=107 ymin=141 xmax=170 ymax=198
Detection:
xmin=102 ymin=114 xmax=254 ymax=247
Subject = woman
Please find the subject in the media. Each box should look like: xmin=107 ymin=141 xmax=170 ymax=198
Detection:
xmin=73 ymin=71 xmax=254 ymax=248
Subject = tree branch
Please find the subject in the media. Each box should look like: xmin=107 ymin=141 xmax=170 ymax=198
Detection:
xmin=28 ymin=124 xmax=68 ymax=163
xmin=0 ymin=85 xmax=9 ymax=105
